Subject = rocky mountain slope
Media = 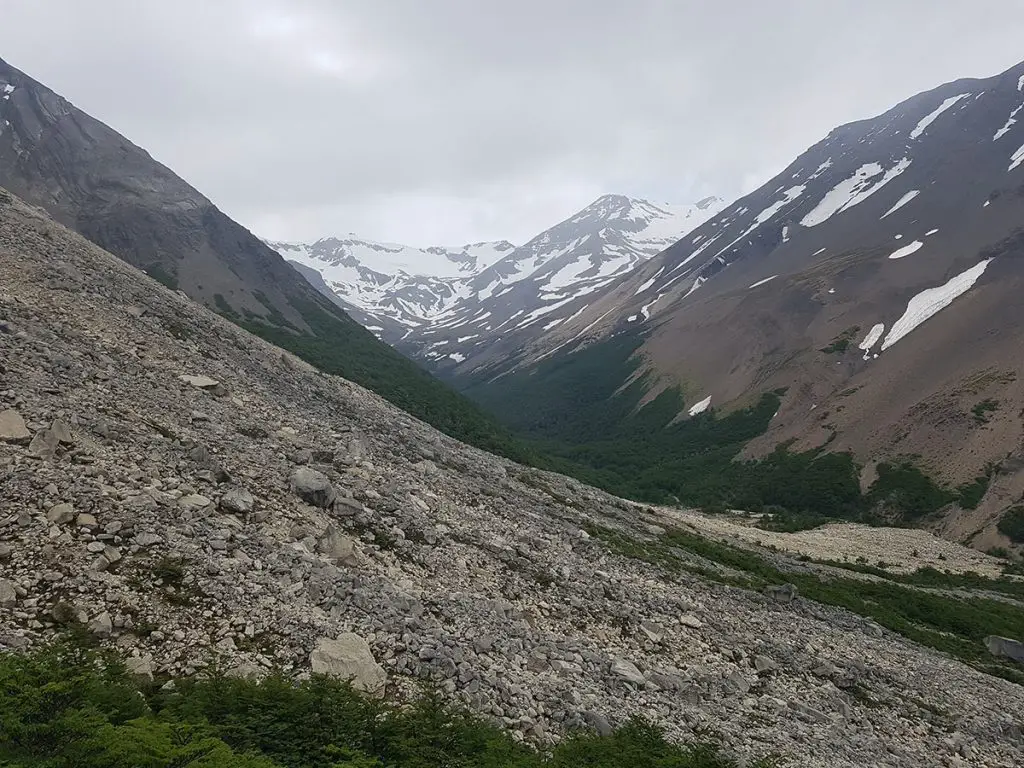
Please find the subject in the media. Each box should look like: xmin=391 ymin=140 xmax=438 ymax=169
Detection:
xmin=273 ymin=195 xmax=723 ymax=367
xmin=455 ymin=59 xmax=1024 ymax=544
xmin=3 ymin=188 xmax=1024 ymax=767
xmin=0 ymin=55 xmax=522 ymax=457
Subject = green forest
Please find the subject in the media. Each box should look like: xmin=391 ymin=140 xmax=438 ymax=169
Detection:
xmin=227 ymin=293 xmax=539 ymax=465
xmin=0 ymin=643 xmax=770 ymax=768
xmin=459 ymin=330 xmax=977 ymax=524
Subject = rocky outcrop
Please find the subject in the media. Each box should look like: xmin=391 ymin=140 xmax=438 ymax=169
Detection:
xmin=1 ymin=191 xmax=1023 ymax=767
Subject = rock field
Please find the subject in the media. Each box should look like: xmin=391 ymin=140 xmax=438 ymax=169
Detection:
xmin=1 ymin=190 xmax=1023 ymax=767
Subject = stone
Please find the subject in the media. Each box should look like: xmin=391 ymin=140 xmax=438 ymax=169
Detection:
xmin=764 ymin=583 xmax=798 ymax=604
xmin=582 ymin=710 xmax=614 ymax=736
xmin=639 ymin=621 xmax=665 ymax=642
xmin=178 ymin=494 xmax=212 ymax=511
xmin=316 ymin=525 xmax=364 ymax=568
xmin=0 ymin=409 xmax=30 ymax=443
xmin=290 ymin=467 xmax=336 ymax=508
xmin=134 ymin=532 xmax=163 ymax=546
xmin=789 ymin=700 xmax=830 ymax=723
xmin=28 ymin=428 xmax=60 ymax=459
xmin=648 ymin=671 xmax=687 ymax=691
xmin=754 ymin=654 xmax=778 ymax=673
xmin=219 ymin=487 xmax=255 ymax=515
xmin=0 ymin=543 xmax=10 ymax=561
xmin=49 ymin=419 xmax=74 ymax=444
xmin=125 ymin=655 xmax=155 ymax=681
xmin=76 ymin=513 xmax=98 ymax=528
xmin=680 ymin=614 xmax=704 ymax=629
xmin=179 ymin=374 xmax=220 ymax=389
xmin=727 ymin=669 xmax=750 ymax=694
xmin=309 ymin=634 xmax=387 ymax=696
xmin=610 ymin=658 xmax=645 ymax=686
xmin=46 ymin=503 xmax=75 ymax=524
xmin=0 ymin=578 xmax=17 ymax=608
xmin=984 ymin=635 xmax=1024 ymax=663
xmin=226 ymin=663 xmax=266 ymax=680
xmin=89 ymin=611 xmax=113 ymax=637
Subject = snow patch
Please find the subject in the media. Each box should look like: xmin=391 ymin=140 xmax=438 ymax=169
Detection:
xmin=809 ymin=159 xmax=833 ymax=179
xmin=1010 ymin=144 xmax=1024 ymax=172
xmin=994 ymin=104 xmax=1023 ymax=141
xmin=633 ymin=276 xmax=657 ymax=295
xmin=749 ymin=275 xmax=778 ymax=289
xmin=448 ymin=352 xmax=466 ymax=363
xmin=858 ymin=323 xmax=885 ymax=354
xmin=925 ymin=229 xmax=939 ymax=236
xmin=688 ymin=396 xmax=712 ymax=416
xmin=881 ymin=190 xmax=920 ymax=219
xmin=801 ymin=158 xmax=911 ymax=227
xmin=782 ymin=225 xmax=790 ymax=243
xmin=881 ymin=259 xmax=993 ymax=350
xmin=1019 ymin=74 xmax=1024 ymax=92
xmin=812 ymin=247 xmax=827 ymax=256
xmin=909 ymin=94 xmax=970 ymax=139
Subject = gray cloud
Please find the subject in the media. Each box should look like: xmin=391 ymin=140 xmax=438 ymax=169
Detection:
xmin=3 ymin=0 xmax=1023 ymax=245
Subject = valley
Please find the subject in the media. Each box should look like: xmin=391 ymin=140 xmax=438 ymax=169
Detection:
xmin=1 ymin=15 xmax=1024 ymax=768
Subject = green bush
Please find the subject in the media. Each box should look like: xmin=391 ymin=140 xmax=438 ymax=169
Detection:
xmin=867 ymin=462 xmax=952 ymax=519
xmin=0 ymin=644 xmax=762 ymax=768
xmin=997 ymin=506 xmax=1024 ymax=543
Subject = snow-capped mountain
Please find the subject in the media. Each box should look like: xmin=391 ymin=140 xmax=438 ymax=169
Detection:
xmin=398 ymin=194 xmax=724 ymax=365
xmin=271 ymin=194 xmax=723 ymax=359
xmin=267 ymin=237 xmax=515 ymax=337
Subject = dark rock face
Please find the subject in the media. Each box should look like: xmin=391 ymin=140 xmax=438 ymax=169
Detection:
xmin=0 ymin=56 xmax=353 ymax=332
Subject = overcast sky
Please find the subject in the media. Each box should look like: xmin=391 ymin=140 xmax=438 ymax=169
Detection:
xmin=2 ymin=1 xmax=1023 ymax=246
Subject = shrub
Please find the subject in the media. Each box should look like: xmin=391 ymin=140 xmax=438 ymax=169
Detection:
xmin=0 ymin=643 xmax=757 ymax=768
xmin=997 ymin=506 xmax=1024 ymax=543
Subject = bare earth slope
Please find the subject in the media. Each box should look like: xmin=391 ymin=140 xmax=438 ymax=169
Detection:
xmin=2 ymin=192 xmax=1023 ymax=766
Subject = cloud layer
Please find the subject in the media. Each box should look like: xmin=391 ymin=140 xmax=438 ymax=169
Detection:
xmin=3 ymin=0 xmax=1023 ymax=244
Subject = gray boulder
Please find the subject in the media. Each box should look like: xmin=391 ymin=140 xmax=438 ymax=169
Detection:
xmin=0 ymin=409 xmax=30 ymax=443
xmin=0 ymin=578 xmax=17 ymax=608
xmin=610 ymin=658 xmax=645 ymax=686
xmin=220 ymin=487 xmax=255 ymax=515
xmin=984 ymin=635 xmax=1024 ymax=663
xmin=309 ymin=634 xmax=387 ymax=696
xmin=316 ymin=525 xmax=364 ymax=568
xmin=764 ymin=583 xmax=798 ymax=604
xmin=290 ymin=467 xmax=336 ymax=508
xmin=46 ymin=503 xmax=75 ymax=524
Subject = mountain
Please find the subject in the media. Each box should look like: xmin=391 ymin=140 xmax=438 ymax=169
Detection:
xmin=0 ymin=55 xmax=523 ymax=457
xmin=2 ymin=187 xmax=1023 ymax=766
xmin=273 ymin=194 xmax=724 ymax=367
xmin=456 ymin=59 xmax=1024 ymax=548
xmin=268 ymin=236 xmax=515 ymax=339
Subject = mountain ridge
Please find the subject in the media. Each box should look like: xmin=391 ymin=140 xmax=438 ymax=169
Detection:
xmin=272 ymin=193 xmax=725 ymax=365
xmin=450 ymin=57 xmax=1024 ymax=550
xmin=0 ymin=54 xmax=526 ymax=458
